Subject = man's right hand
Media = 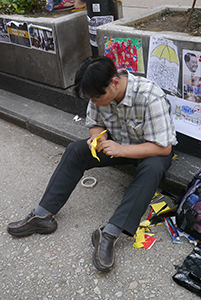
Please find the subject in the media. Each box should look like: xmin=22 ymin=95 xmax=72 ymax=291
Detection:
xmin=87 ymin=128 xmax=107 ymax=150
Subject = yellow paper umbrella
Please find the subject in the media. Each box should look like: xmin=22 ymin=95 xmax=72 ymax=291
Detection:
xmin=151 ymin=45 xmax=179 ymax=65
xmin=91 ymin=130 xmax=107 ymax=162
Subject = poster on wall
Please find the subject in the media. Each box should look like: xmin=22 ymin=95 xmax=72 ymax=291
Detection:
xmin=168 ymin=94 xmax=201 ymax=141
xmin=6 ymin=21 xmax=31 ymax=48
xmin=147 ymin=36 xmax=179 ymax=93
xmin=104 ymin=36 xmax=145 ymax=73
xmin=87 ymin=15 xmax=114 ymax=47
xmin=28 ymin=24 xmax=56 ymax=53
xmin=183 ymin=49 xmax=201 ymax=102
xmin=0 ymin=18 xmax=10 ymax=43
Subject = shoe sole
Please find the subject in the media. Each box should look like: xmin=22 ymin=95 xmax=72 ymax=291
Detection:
xmin=91 ymin=229 xmax=114 ymax=272
xmin=7 ymin=224 xmax=57 ymax=237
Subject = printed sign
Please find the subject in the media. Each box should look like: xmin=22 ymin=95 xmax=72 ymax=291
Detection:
xmin=87 ymin=15 xmax=114 ymax=47
xmin=168 ymin=94 xmax=201 ymax=141
xmin=6 ymin=21 xmax=31 ymax=48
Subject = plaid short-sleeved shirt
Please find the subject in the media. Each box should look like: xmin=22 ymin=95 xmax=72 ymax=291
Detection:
xmin=85 ymin=71 xmax=177 ymax=147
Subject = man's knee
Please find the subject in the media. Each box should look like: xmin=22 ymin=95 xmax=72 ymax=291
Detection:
xmin=140 ymin=156 xmax=167 ymax=179
xmin=63 ymin=139 xmax=90 ymax=162
xmin=66 ymin=139 xmax=88 ymax=154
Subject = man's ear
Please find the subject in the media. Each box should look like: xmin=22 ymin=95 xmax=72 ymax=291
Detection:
xmin=111 ymin=77 xmax=120 ymax=90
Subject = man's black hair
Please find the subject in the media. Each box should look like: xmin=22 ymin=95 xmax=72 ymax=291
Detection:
xmin=184 ymin=52 xmax=197 ymax=63
xmin=74 ymin=56 xmax=119 ymax=99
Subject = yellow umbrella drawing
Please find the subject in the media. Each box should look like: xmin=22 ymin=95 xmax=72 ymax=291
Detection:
xmin=151 ymin=45 xmax=179 ymax=65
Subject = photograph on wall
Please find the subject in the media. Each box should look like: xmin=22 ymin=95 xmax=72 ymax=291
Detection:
xmin=28 ymin=24 xmax=56 ymax=53
xmin=6 ymin=21 xmax=31 ymax=48
xmin=0 ymin=18 xmax=10 ymax=43
xmin=104 ymin=36 xmax=145 ymax=73
xmin=183 ymin=49 xmax=201 ymax=103
xmin=168 ymin=94 xmax=201 ymax=141
xmin=147 ymin=36 xmax=179 ymax=93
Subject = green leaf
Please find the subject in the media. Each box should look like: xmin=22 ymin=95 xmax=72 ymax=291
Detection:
xmin=1 ymin=0 xmax=11 ymax=3
xmin=17 ymin=9 xmax=25 ymax=13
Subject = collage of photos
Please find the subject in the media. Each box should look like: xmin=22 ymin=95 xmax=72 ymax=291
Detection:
xmin=183 ymin=49 xmax=201 ymax=103
xmin=29 ymin=24 xmax=55 ymax=53
xmin=0 ymin=17 xmax=56 ymax=53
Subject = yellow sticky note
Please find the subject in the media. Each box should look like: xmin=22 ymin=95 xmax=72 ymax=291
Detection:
xmin=91 ymin=130 xmax=107 ymax=161
xmin=151 ymin=201 xmax=170 ymax=214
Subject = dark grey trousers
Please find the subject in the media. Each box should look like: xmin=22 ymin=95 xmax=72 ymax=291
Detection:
xmin=39 ymin=139 xmax=173 ymax=236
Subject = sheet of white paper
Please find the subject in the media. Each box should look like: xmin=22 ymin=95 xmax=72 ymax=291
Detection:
xmin=168 ymin=94 xmax=201 ymax=141
xmin=147 ymin=36 xmax=179 ymax=93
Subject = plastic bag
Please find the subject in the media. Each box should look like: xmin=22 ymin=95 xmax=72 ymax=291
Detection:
xmin=173 ymin=242 xmax=201 ymax=297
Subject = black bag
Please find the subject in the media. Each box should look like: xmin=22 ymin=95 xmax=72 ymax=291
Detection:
xmin=176 ymin=168 xmax=201 ymax=240
xmin=173 ymin=242 xmax=201 ymax=297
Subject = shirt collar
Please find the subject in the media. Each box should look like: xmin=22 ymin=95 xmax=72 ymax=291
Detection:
xmin=115 ymin=70 xmax=134 ymax=107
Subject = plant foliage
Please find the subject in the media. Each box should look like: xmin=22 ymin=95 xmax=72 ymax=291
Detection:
xmin=0 ymin=0 xmax=45 ymax=14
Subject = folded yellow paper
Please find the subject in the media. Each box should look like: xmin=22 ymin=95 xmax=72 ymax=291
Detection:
xmin=151 ymin=201 xmax=170 ymax=214
xmin=133 ymin=227 xmax=156 ymax=249
xmin=133 ymin=228 xmax=145 ymax=249
xmin=139 ymin=220 xmax=151 ymax=227
xmin=91 ymin=130 xmax=107 ymax=162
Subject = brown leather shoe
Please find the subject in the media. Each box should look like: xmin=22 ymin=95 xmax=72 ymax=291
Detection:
xmin=7 ymin=210 xmax=57 ymax=237
xmin=92 ymin=227 xmax=118 ymax=272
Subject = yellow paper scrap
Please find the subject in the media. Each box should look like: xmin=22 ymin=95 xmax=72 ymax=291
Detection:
xmin=172 ymin=154 xmax=179 ymax=160
xmin=145 ymin=232 xmax=155 ymax=236
xmin=91 ymin=130 xmax=107 ymax=162
xmin=71 ymin=7 xmax=87 ymax=12
xmin=151 ymin=201 xmax=170 ymax=214
xmin=139 ymin=220 xmax=151 ymax=227
xmin=149 ymin=223 xmax=164 ymax=227
xmin=133 ymin=228 xmax=145 ymax=249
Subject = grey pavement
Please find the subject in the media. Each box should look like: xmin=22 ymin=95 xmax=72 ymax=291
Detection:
xmin=0 ymin=118 xmax=199 ymax=300
xmin=1 ymin=1 xmax=201 ymax=299
xmin=122 ymin=0 xmax=201 ymax=17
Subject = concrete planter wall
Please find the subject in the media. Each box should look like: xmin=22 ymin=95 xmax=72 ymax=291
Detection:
xmin=97 ymin=5 xmax=201 ymax=157
xmin=0 ymin=12 xmax=91 ymax=89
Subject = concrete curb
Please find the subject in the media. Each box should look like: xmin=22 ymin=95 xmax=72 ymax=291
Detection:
xmin=0 ymin=88 xmax=88 ymax=145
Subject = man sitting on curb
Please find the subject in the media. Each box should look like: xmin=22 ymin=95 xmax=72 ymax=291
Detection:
xmin=7 ymin=56 xmax=177 ymax=272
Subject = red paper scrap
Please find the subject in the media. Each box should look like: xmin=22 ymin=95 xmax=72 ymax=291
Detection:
xmin=142 ymin=234 xmax=157 ymax=249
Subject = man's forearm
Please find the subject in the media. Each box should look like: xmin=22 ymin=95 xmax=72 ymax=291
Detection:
xmin=120 ymin=142 xmax=172 ymax=159
xmin=89 ymin=126 xmax=107 ymax=139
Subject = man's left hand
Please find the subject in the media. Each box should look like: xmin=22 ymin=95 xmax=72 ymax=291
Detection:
xmin=97 ymin=140 xmax=123 ymax=157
